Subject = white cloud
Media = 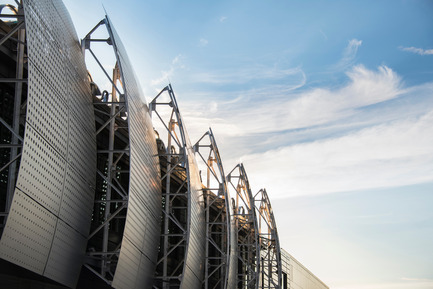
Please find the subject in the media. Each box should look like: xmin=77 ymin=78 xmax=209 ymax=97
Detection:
xmin=199 ymin=38 xmax=209 ymax=47
xmin=219 ymin=16 xmax=227 ymax=23
xmin=401 ymin=278 xmax=433 ymax=282
xmin=180 ymin=65 xmax=433 ymax=197
xmin=319 ymin=29 xmax=328 ymax=41
xmin=345 ymin=39 xmax=362 ymax=57
xmin=400 ymin=46 xmax=433 ymax=55
xmin=177 ymin=63 xmax=433 ymax=197
xmin=151 ymin=54 xmax=184 ymax=86
xmin=335 ymin=38 xmax=362 ymax=69
xmin=179 ymin=65 xmax=411 ymax=161
xmin=333 ymin=279 xmax=433 ymax=289
xmin=206 ymin=65 xmax=402 ymax=135
xmin=191 ymin=65 xmax=305 ymax=86
xmin=242 ymin=111 xmax=433 ymax=197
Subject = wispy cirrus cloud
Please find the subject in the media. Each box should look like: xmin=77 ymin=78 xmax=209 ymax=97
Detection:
xmin=199 ymin=38 xmax=209 ymax=47
xmin=334 ymin=38 xmax=362 ymax=70
xmin=399 ymin=46 xmax=433 ymax=55
xmin=333 ymin=278 xmax=433 ymax=289
xmin=219 ymin=16 xmax=227 ymax=23
xmin=344 ymin=39 xmax=362 ymax=59
xmin=189 ymin=64 xmax=306 ymax=87
xmin=179 ymin=64 xmax=433 ymax=197
xmin=198 ymin=65 xmax=402 ymax=135
xmin=242 ymin=111 xmax=433 ymax=197
xmin=150 ymin=54 xmax=185 ymax=87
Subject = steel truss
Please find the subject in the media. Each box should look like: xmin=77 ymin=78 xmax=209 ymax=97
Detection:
xmin=0 ymin=1 xmax=26 ymax=234
xmin=254 ymin=189 xmax=282 ymax=289
xmin=194 ymin=128 xmax=231 ymax=289
xmin=227 ymin=164 xmax=260 ymax=289
xmin=81 ymin=19 xmax=128 ymax=285
xmin=150 ymin=84 xmax=192 ymax=288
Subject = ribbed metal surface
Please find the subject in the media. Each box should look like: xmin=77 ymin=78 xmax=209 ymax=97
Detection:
xmin=182 ymin=141 xmax=206 ymax=289
xmin=227 ymin=164 xmax=260 ymax=289
xmin=105 ymin=17 xmax=162 ymax=289
xmin=227 ymin=203 xmax=238 ymax=288
xmin=281 ymin=249 xmax=329 ymax=289
xmin=0 ymin=0 xmax=96 ymax=287
xmin=161 ymin=97 xmax=205 ymax=289
xmin=255 ymin=189 xmax=281 ymax=288
xmin=227 ymin=219 xmax=238 ymax=288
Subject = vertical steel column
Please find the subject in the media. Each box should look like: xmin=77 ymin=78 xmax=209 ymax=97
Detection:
xmin=151 ymin=85 xmax=189 ymax=288
xmin=254 ymin=189 xmax=281 ymax=289
xmin=151 ymin=84 xmax=206 ymax=288
xmin=194 ymin=129 xmax=231 ymax=289
xmin=5 ymin=3 xmax=25 ymax=213
xmin=101 ymin=64 xmax=120 ymax=277
xmin=205 ymin=159 xmax=210 ymax=289
xmin=162 ymin=119 xmax=174 ymax=289
xmin=82 ymin=20 xmax=129 ymax=284
xmin=227 ymin=164 xmax=260 ymax=289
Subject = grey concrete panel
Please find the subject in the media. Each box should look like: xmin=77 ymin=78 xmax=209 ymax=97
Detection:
xmin=104 ymin=17 xmax=162 ymax=289
xmin=0 ymin=0 xmax=96 ymax=287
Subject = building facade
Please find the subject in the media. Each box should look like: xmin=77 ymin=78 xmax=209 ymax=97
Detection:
xmin=0 ymin=1 xmax=329 ymax=289
xmin=281 ymin=249 xmax=329 ymax=289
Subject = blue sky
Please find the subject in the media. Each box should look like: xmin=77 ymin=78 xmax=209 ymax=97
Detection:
xmin=63 ymin=1 xmax=433 ymax=288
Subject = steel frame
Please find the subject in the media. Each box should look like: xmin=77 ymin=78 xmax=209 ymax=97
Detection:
xmin=227 ymin=164 xmax=260 ymax=289
xmin=194 ymin=128 xmax=231 ymax=289
xmin=254 ymin=189 xmax=282 ymax=289
xmin=150 ymin=84 xmax=191 ymax=288
xmin=0 ymin=1 xmax=26 ymax=233
xmin=81 ymin=19 xmax=128 ymax=285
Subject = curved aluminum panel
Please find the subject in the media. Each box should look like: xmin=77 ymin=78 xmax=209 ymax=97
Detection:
xmin=182 ymin=145 xmax=206 ymax=289
xmin=169 ymin=88 xmax=205 ymax=289
xmin=227 ymin=209 xmax=238 ymax=288
xmin=209 ymin=129 xmax=233 ymax=289
xmin=255 ymin=189 xmax=282 ymax=288
xmin=150 ymin=85 xmax=205 ymax=288
xmin=195 ymin=129 xmax=233 ymax=288
xmin=227 ymin=163 xmax=260 ymax=289
xmin=198 ymin=131 xmax=238 ymax=289
xmin=104 ymin=17 xmax=163 ymax=289
xmin=0 ymin=0 xmax=96 ymax=287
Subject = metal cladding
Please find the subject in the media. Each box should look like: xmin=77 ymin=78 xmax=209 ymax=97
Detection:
xmin=194 ymin=128 xmax=232 ymax=288
xmin=102 ymin=17 xmax=162 ymax=289
xmin=0 ymin=0 xmax=96 ymax=288
xmin=149 ymin=85 xmax=205 ymax=288
xmin=255 ymin=189 xmax=282 ymax=288
xmin=281 ymin=249 xmax=329 ymax=289
xmin=0 ymin=1 xmax=329 ymax=289
xmin=227 ymin=164 xmax=261 ymax=289
xmin=183 ymin=135 xmax=206 ymax=288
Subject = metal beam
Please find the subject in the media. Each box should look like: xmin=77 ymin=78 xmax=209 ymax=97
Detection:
xmin=6 ymin=13 xmax=25 ymax=213
xmin=0 ymin=20 xmax=24 ymax=46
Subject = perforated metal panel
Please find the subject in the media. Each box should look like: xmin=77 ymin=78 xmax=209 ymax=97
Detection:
xmin=44 ymin=219 xmax=88 ymax=286
xmin=181 ymin=143 xmax=206 ymax=289
xmin=0 ymin=0 xmax=96 ymax=287
xmin=104 ymin=17 xmax=162 ymax=289
xmin=0 ymin=188 xmax=57 ymax=274
xmin=227 ymin=216 xmax=239 ymax=288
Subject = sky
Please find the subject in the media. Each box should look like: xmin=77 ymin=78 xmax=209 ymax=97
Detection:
xmin=62 ymin=1 xmax=433 ymax=288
